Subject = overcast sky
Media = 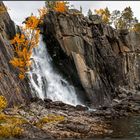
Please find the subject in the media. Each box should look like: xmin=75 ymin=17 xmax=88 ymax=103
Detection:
xmin=3 ymin=1 xmax=140 ymax=25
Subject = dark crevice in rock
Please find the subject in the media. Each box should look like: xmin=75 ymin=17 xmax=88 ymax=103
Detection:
xmin=42 ymin=11 xmax=140 ymax=107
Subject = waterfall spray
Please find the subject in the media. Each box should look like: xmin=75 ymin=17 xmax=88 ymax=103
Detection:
xmin=29 ymin=35 xmax=82 ymax=106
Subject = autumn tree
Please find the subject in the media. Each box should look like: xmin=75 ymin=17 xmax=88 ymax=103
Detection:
xmin=45 ymin=1 xmax=68 ymax=12
xmin=95 ymin=7 xmax=111 ymax=24
xmin=10 ymin=7 xmax=47 ymax=80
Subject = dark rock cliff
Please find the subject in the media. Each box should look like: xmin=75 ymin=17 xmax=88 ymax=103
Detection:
xmin=0 ymin=2 xmax=32 ymax=106
xmin=43 ymin=11 xmax=140 ymax=107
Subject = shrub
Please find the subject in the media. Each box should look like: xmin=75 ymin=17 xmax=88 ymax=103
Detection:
xmin=0 ymin=96 xmax=7 ymax=111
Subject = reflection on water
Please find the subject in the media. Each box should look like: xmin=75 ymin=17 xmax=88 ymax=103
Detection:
xmin=108 ymin=116 xmax=140 ymax=139
xmin=92 ymin=116 xmax=140 ymax=140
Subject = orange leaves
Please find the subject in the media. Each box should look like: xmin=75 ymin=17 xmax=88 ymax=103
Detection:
xmin=25 ymin=15 xmax=40 ymax=30
xmin=10 ymin=18 xmax=40 ymax=79
xmin=10 ymin=31 xmax=39 ymax=79
xmin=54 ymin=1 xmax=67 ymax=12
xmin=45 ymin=1 xmax=68 ymax=13
xmin=10 ymin=6 xmax=47 ymax=80
xmin=18 ymin=73 xmax=25 ymax=80
xmin=10 ymin=57 xmax=25 ymax=68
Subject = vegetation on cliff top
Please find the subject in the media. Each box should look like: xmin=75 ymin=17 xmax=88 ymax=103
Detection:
xmin=89 ymin=6 xmax=140 ymax=32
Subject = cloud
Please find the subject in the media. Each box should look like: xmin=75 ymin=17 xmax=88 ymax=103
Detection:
xmin=4 ymin=1 xmax=45 ymax=25
xmin=4 ymin=1 xmax=140 ymax=25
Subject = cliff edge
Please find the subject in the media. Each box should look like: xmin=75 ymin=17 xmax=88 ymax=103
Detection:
xmin=43 ymin=10 xmax=140 ymax=107
xmin=0 ymin=2 xmax=32 ymax=105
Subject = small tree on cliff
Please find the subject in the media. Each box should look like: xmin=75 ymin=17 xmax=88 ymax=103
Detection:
xmin=45 ymin=1 xmax=69 ymax=12
xmin=87 ymin=9 xmax=93 ymax=17
xmin=110 ymin=10 xmax=121 ymax=29
xmin=121 ymin=7 xmax=133 ymax=29
xmin=10 ymin=7 xmax=47 ymax=80
xmin=109 ymin=7 xmax=139 ymax=31
xmin=95 ymin=7 xmax=111 ymax=24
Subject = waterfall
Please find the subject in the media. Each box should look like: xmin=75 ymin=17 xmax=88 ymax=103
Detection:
xmin=29 ymin=35 xmax=82 ymax=106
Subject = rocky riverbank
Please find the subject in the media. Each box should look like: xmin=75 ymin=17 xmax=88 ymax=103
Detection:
xmin=2 ymin=99 xmax=109 ymax=139
xmin=1 ymin=89 xmax=140 ymax=139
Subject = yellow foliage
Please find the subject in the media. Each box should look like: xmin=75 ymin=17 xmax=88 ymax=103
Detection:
xmin=10 ymin=15 xmax=41 ymax=79
xmin=19 ymin=73 xmax=25 ymax=80
xmin=0 ymin=113 xmax=26 ymax=138
xmin=0 ymin=125 xmax=23 ymax=138
xmin=54 ymin=1 xmax=67 ymax=12
xmin=95 ymin=8 xmax=110 ymax=24
xmin=35 ymin=114 xmax=65 ymax=128
xmin=0 ymin=96 xmax=7 ymax=111
xmin=25 ymin=15 xmax=40 ymax=30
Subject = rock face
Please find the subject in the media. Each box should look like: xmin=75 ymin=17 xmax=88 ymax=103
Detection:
xmin=0 ymin=2 xmax=32 ymax=105
xmin=43 ymin=11 xmax=140 ymax=107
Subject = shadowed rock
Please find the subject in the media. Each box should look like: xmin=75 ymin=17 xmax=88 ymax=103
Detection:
xmin=43 ymin=10 xmax=140 ymax=107
xmin=0 ymin=2 xmax=32 ymax=105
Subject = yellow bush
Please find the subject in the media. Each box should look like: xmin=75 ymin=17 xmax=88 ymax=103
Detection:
xmin=54 ymin=1 xmax=68 ymax=12
xmin=95 ymin=8 xmax=111 ymax=24
xmin=0 ymin=124 xmax=23 ymax=138
xmin=25 ymin=15 xmax=40 ymax=30
xmin=35 ymin=114 xmax=65 ymax=128
xmin=0 ymin=113 xmax=27 ymax=138
xmin=0 ymin=96 xmax=7 ymax=111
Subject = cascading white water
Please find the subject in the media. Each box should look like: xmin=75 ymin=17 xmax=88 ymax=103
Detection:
xmin=29 ymin=35 xmax=82 ymax=106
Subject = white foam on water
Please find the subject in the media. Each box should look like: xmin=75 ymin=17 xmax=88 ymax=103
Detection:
xmin=29 ymin=35 xmax=82 ymax=106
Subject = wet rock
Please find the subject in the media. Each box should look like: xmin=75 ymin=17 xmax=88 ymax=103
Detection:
xmin=75 ymin=105 xmax=88 ymax=111
xmin=44 ymin=98 xmax=52 ymax=103
xmin=118 ymin=93 xmax=127 ymax=99
xmin=65 ymin=122 xmax=91 ymax=133
xmin=89 ymin=14 xmax=102 ymax=24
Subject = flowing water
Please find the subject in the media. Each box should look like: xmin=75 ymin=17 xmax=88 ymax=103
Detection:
xmin=29 ymin=36 xmax=82 ymax=106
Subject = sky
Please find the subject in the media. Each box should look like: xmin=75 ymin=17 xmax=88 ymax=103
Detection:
xmin=3 ymin=1 xmax=140 ymax=25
